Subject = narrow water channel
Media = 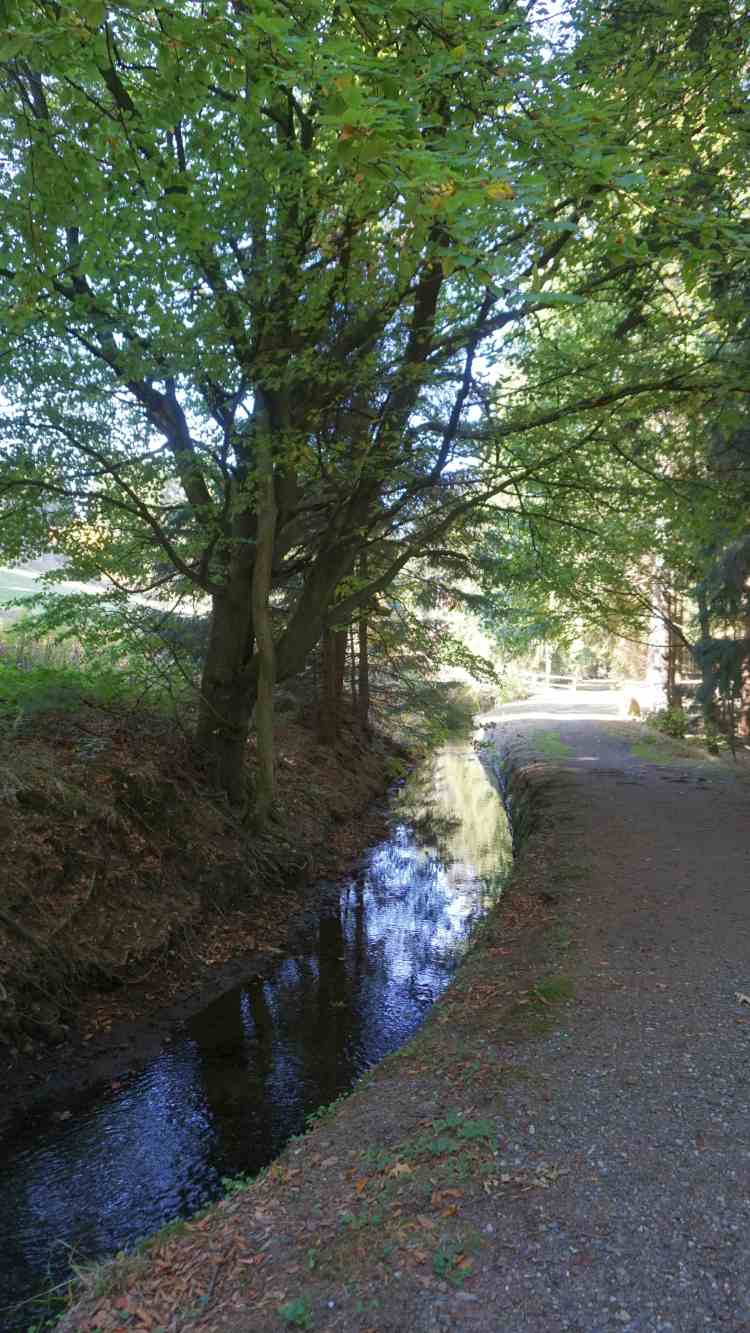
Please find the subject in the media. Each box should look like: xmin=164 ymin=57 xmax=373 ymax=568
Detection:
xmin=0 ymin=741 xmax=511 ymax=1331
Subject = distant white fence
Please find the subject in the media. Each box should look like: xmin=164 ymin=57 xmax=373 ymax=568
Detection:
xmin=521 ymin=673 xmax=702 ymax=704
xmin=521 ymin=672 xmax=620 ymax=691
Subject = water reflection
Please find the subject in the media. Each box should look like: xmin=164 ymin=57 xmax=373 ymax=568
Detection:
xmin=0 ymin=743 xmax=511 ymax=1329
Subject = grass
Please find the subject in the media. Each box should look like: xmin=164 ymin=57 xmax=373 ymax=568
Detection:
xmin=533 ymin=730 xmax=573 ymax=760
xmin=0 ymin=659 xmax=134 ymax=726
xmin=531 ymin=974 xmax=575 ymax=1004
xmin=497 ymin=971 xmax=576 ymax=1040
xmin=0 ymin=615 xmax=131 ymax=727
xmin=278 ymin=1296 xmax=314 ymax=1328
xmin=0 ymin=615 xmax=194 ymax=726
xmin=630 ymin=732 xmax=705 ymax=765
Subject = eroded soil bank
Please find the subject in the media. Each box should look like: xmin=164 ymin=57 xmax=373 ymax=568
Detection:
xmin=57 ymin=694 xmax=750 ymax=1333
xmin=0 ymin=707 xmax=403 ymax=1128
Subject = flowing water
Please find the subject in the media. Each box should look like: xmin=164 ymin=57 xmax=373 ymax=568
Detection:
xmin=0 ymin=742 xmax=511 ymax=1330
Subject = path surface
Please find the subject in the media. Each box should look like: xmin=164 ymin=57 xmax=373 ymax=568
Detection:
xmin=476 ymin=690 xmax=750 ymax=1332
xmin=58 ymin=693 xmax=750 ymax=1333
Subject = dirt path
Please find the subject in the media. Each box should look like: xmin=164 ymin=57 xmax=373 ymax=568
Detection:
xmin=474 ymin=691 xmax=750 ymax=1332
xmin=58 ymin=695 xmax=750 ymax=1333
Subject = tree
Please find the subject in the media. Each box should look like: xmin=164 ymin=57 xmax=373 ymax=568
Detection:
xmin=1 ymin=0 xmax=746 ymax=805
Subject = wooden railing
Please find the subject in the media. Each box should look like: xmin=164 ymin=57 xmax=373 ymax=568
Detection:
xmin=521 ymin=673 xmax=702 ymax=693
xmin=521 ymin=672 xmax=620 ymax=690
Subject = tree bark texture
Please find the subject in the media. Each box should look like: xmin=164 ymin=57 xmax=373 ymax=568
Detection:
xmin=349 ymin=624 xmax=358 ymax=711
xmin=358 ymin=609 xmax=370 ymax=734
xmin=196 ymin=586 xmax=255 ymax=804
xmin=319 ymin=626 xmax=338 ymax=745
xmin=333 ymin=628 xmax=347 ymax=704
xmin=251 ymin=399 xmax=278 ymax=825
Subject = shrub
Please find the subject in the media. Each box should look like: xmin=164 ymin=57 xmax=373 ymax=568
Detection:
xmin=0 ymin=659 xmax=131 ymax=725
xmin=649 ymin=705 xmax=688 ymax=739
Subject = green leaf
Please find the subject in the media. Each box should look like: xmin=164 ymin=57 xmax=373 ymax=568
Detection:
xmin=523 ymin=292 xmax=587 ymax=306
xmin=77 ymin=0 xmax=106 ymax=25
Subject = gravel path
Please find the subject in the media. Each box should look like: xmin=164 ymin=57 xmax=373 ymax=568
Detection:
xmin=473 ymin=691 xmax=750 ymax=1333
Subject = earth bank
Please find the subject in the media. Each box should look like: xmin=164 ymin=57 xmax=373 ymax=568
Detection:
xmin=0 ymin=705 xmax=404 ymax=1129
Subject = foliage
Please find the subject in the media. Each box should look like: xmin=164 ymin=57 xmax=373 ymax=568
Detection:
xmin=533 ymin=730 xmax=573 ymax=760
xmin=278 ymin=1296 xmax=314 ymax=1330
xmin=0 ymin=657 xmax=130 ymax=725
xmin=374 ymin=678 xmax=479 ymax=751
xmin=0 ymin=602 xmax=197 ymax=723
xmin=648 ymin=706 xmax=689 ymax=741
xmin=0 ymin=0 xmax=747 ymax=796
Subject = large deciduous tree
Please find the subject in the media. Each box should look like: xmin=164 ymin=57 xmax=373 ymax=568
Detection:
xmin=0 ymin=0 xmax=746 ymax=804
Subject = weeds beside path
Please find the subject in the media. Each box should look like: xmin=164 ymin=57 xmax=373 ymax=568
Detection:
xmin=60 ymin=693 xmax=750 ymax=1333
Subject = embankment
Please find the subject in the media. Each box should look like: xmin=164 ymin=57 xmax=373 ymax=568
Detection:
xmin=0 ymin=706 xmax=404 ymax=1124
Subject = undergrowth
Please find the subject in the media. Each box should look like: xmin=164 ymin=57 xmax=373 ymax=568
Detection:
xmin=0 ymin=659 xmax=134 ymax=726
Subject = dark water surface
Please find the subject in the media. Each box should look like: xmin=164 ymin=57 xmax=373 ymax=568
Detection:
xmin=0 ymin=743 xmax=511 ymax=1330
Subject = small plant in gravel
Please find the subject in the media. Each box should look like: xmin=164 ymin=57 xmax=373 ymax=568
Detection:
xmin=305 ymin=1091 xmax=350 ymax=1128
xmin=278 ymin=1294 xmax=314 ymax=1328
xmin=532 ymin=975 xmax=575 ymax=1005
xmin=221 ymin=1172 xmax=253 ymax=1196
xmin=432 ymin=1242 xmax=474 ymax=1287
xmin=341 ymin=1203 xmax=386 ymax=1231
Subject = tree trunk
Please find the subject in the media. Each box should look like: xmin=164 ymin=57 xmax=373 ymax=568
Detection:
xmin=665 ymin=594 xmax=679 ymax=710
xmin=695 ymin=588 xmax=719 ymax=737
xmin=195 ymin=490 xmax=377 ymax=793
xmin=739 ymin=613 xmax=750 ymax=738
xmin=349 ymin=624 xmax=357 ymax=711
xmin=358 ymin=608 xmax=370 ymax=734
xmin=334 ymin=627 xmax=347 ymax=705
xmin=251 ymin=397 xmax=278 ymax=825
xmin=196 ymin=586 xmax=255 ymax=804
xmin=319 ymin=626 xmax=338 ymax=745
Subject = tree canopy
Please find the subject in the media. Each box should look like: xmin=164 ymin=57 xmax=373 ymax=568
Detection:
xmin=1 ymin=0 xmax=748 ymax=804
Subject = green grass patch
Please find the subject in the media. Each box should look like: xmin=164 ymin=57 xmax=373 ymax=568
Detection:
xmin=278 ymin=1295 xmax=314 ymax=1329
xmin=0 ymin=659 xmax=132 ymax=724
xmin=630 ymin=733 xmax=702 ymax=765
xmin=533 ymin=730 xmax=573 ymax=759
xmin=499 ymin=973 xmax=575 ymax=1041
xmin=531 ymin=974 xmax=575 ymax=1004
